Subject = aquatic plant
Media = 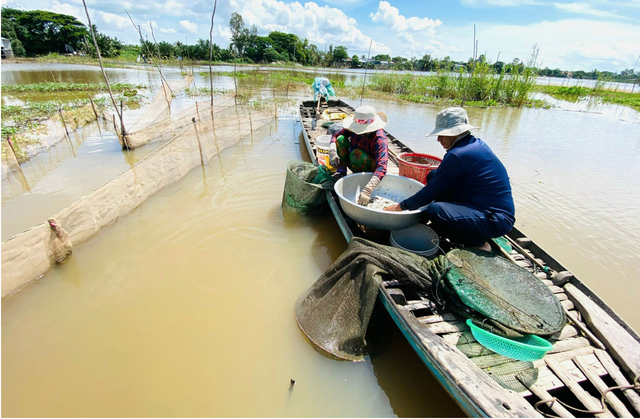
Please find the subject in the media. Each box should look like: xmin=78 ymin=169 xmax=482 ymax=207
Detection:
xmin=533 ymin=85 xmax=640 ymax=111
xmin=2 ymin=82 xmax=143 ymax=93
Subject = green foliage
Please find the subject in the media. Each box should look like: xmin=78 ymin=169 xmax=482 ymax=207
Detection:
xmin=333 ymin=46 xmax=348 ymax=63
xmin=366 ymin=53 xmax=540 ymax=108
xmin=10 ymin=39 xmax=26 ymax=57
xmin=1 ymin=82 xmax=143 ymax=93
xmin=2 ymin=7 xmax=88 ymax=56
xmin=533 ymin=85 xmax=640 ymax=111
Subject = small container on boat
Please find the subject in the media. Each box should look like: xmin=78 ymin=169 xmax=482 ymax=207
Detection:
xmin=398 ymin=153 xmax=442 ymax=185
xmin=315 ymin=135 xmax=334 ymax=171
xmin=390 ymin=224 xmax=439 ymax=257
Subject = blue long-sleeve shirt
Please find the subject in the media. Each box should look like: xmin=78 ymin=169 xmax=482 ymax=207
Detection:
xmin=400 ymin=135 xmax=515 ymax=219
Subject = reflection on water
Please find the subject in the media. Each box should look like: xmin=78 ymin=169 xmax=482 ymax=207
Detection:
xmin=2 ymin=62 xmax=639 ymax=417
xmin=2 ymin=115 xmax=463 ymax=417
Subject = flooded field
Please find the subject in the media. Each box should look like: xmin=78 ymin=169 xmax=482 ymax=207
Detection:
xmin=2 ymin=62 xmax=640 ymax=417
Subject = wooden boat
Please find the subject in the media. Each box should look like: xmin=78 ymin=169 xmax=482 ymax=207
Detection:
xmin=298 ymin=98 xmax=640 ymax=418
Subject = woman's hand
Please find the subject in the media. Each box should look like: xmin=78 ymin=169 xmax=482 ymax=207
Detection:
xmin=383 ymin=203 xmax=402 ymax=212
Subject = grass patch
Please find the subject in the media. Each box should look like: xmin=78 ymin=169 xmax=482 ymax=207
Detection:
xmin=363 ymin=61 xmax=540 ymax=108
xmin=532 ymin=85 xmax=640 ymax=111
xmin=1 ymin=95 xmax=142 ymax=136
xmin=2 ymin=82 xmax=144 ymax=94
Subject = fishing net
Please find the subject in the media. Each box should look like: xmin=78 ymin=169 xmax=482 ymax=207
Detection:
xmin=2 ymin=101 xmax=275 ymax=297
xmin=282 ymin=160 xmax=334 ymax=213
xmin=442 ymin=249 xmax=566 ymax=336
xmin=127 ymin=74 xmax=194 ymax=134
xmin=295 ymin=237 xmax=433 ymax=361
xmin=125 ymin=96 xmax=235 ymax=148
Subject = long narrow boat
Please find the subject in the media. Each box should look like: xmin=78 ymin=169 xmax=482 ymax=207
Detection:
xmin=299 ymin=98 xmax=640 ymax=418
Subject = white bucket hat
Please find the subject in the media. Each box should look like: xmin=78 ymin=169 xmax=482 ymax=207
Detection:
xmin=427 ymin=107 xmax=478 ymax=137
xmin=343 ymin=105 xmax=388 ymax=135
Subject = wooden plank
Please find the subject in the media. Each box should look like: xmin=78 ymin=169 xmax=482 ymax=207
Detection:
xmin=441 ymin=330 xmax=476 ymax=346
xmin=565 ymin=283 xmax=640 ymax=377
xmin=546 ymin=357 xmax=614 ymax=418
xmin=594 ymin=349 xmax=640 ymax=414
xmin=574 ymin=355 xmax=634 ymax=418
xmin=425 ymin=320 xmax=468 ymax=335
xmin=417 ymin=312 xmax=460 ymax=325
xmin=559 ymin=324 xmax=580 ymax=340
xmin=548 ymin=285 xmax=564 ymax=294
xmin=562 ymin=299 xmax=575 ymax=311
xmin=549 ymin=337 xmax=590 ymax=354
xmin=519 ymin=379 xmax=575 ymax=418
xmin=565 ymin=308 xmax=606 ymax=350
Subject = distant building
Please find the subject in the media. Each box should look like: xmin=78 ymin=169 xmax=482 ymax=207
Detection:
xmin=1 ymin=37 xmax=14 ymax=59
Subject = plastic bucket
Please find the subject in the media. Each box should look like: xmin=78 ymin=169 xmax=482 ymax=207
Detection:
xmin=398 ymin=153 xmax=442 ymax=185
xmin=315 ymin=135 xmax=333 ymax=171
xmin=390 ymin=224 xmax=439 ymax=257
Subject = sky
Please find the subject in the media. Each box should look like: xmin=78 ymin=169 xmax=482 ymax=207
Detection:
xmin=2 ymin=0 xmax=639 ymax=72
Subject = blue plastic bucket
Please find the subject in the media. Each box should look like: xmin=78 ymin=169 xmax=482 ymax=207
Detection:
xmin=390 ymin=224 xmax=439 ymax=257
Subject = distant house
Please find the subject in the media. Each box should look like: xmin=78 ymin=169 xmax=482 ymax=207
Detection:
xmin=1 ymin=37 xmax=14 ymax=59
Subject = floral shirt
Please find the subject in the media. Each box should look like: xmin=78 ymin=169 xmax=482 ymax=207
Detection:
xmin=331 ymin=128 xmax=389 ymax=179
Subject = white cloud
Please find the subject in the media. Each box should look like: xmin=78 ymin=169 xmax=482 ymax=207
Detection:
xmin=370 ymin=2 xmax=441 ymax=33
xmin=368 ymin=1 xmax=449 ymax=57
xmin=179 ymin=19 xmax=198 ymax=34
xmin=98 ymin=11 xmax=132 ymax=30
xmin=437 ymin=18 xmax=640 ymax=71
xmin=228 ymin=0 xmax=390 ymax=56
xmin=553 ymin=2 xmax=623 ymax=18
xmin=160 ymin=28 xmax=177 ymax=33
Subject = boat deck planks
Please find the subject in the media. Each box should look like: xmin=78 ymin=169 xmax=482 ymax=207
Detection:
xmin=298 ymin=99 xmax=640 ymax=418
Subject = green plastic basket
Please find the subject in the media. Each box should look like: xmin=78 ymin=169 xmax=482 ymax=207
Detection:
xmin=466 ymin=319 xmax=553 ymax=361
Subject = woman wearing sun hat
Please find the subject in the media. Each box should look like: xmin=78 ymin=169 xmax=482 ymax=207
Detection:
xmin=384 ymin=107 xmax=515 ymax=251
xmin=329 ymin=105 xmax=389 ymax=205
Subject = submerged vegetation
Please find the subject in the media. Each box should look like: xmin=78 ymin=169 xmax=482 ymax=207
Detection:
xmin=532 ymin=85 xmax=640 ymax=111
xmin=1 ymin=82 xmax=143 ymax=94
xmin=1 ymin=92 xmax=144 ymax=161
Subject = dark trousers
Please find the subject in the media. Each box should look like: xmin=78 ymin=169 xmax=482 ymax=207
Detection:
xmin=423 ymin=171 xmax=514 ymax=246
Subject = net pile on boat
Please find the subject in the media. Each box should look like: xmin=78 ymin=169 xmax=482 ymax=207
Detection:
xmin=295 ymin=242 xmax=565 ymax=392
xmin=282 ymin=160 xmax=334 ymax=214
xmin=2 ymin=101 xmax=275 ymax=297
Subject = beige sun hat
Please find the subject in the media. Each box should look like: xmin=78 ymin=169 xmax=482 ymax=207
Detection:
xmin=343 ymin=105 xmax=388 ymax=135
xmin=427 ymin=107 xmax=478 ymax=137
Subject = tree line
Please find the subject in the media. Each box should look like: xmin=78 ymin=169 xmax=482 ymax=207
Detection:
xmin=2 ymin=7 xmax=638 ymax=84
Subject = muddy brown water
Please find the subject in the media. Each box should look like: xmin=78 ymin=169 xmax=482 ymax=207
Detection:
xmin=2 ymin=63 xmax=640 ymax=417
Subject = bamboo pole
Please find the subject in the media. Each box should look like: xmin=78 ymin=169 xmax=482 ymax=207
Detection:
xmin=5 ymin=137 xmax=20 ymax=166
xmin=89 ymin=96 xmax=99 ymax=119
xmin=58 ymin=107 xmax=71 ymax=139
xmin=148 ymin=21 xmax=173 ymax=108
xmin=82 ymin=0 xmax=126 ymax=144
xmin=124 ymin=10 xmax=173 ymax=97
xmin=208 ymin=0 xmax=218 ymax=107
xmin=360 ymin=39 xmax=373 ymax=106
xmin=573 ymin=355 xmax=634 ymax=418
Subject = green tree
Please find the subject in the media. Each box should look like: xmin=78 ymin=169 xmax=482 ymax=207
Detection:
xmin=268 ymin=31 xmax=299 ymax=61
xmin=229 ymin=12 xmax=251 ymax=58
xmin=2 ymin=8 xmax=88 ymax=56
xmin=373 ymin=54 xmax=390 ymax=61
xmin=263 ymin=47 xmax=281 ymax=63
xmin=333 ymin=45 xmax=348 ymax=64
xmin=351 ymin=54 xmax=360 ymax=68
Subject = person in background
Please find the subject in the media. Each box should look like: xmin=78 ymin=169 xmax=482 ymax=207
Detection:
xmin=329 ymin=105 xmax=389 ymax=205
xmin=384 ymin=107 xmax=515 ymax=252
